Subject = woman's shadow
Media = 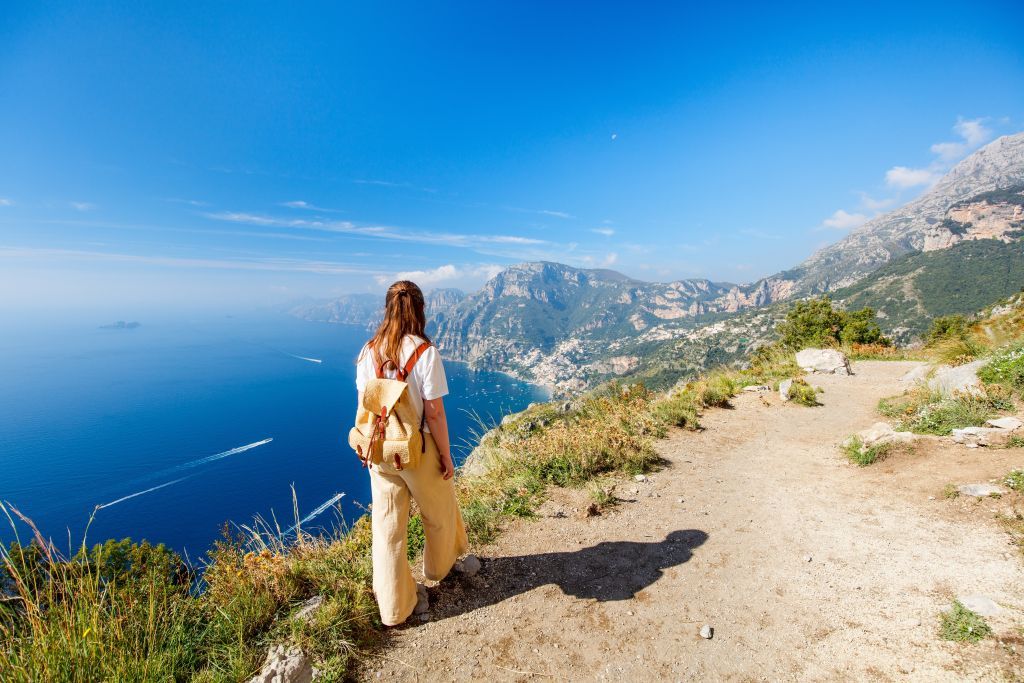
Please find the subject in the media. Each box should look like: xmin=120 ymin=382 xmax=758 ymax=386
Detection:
xmin=431 ymin=529 xmax=708 ymax=620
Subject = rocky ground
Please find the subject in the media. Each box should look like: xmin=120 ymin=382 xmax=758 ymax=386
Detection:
xmin=360 ymin=361 xmax=1024 ymax=681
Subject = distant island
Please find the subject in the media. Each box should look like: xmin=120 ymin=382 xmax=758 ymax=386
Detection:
xmin=99 ymin=321 xmax=141 ymax=330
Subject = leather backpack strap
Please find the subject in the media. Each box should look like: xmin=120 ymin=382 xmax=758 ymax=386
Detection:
xmin=396 ymin=341 xmax=432 ymax=381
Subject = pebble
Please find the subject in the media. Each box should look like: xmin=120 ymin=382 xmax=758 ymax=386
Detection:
xmin=677 ymin=497 xmax=685 ymax=504
xmin=804 ymin=555 xmax=812 ymax=563
xmin=455 ymin=554 xmax=482 ymax=577
xmin=634 ymin=474 xmax=648 ymax=482
xmin=699 ymin=624 xmax=713 ymax=639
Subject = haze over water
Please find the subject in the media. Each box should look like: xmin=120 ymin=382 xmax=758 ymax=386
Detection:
xmin=0 ymin=314 xmax=546 ymax=559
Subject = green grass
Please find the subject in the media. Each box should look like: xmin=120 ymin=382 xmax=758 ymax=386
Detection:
xmin=943 ymin=483 xmax=960 ymax=500
xmin=939 ymin=600 xmax=992 ymax=643
xmin=842 ymin=436 xmax=894 ymax=466
xmin=587 ymin=481 xmax=618 ymax=509
xmin=979 ymin=343 xmax=1024 ymax=397
xmin=1006 ymin=435 xmax=1024 ymax=449
xmin=1004 ymin=469 xmax=1024 ymax=491
xmin=877 ymin=388 xmax=1007 ymax=436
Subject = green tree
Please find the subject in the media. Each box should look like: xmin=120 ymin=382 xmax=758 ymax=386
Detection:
xmin=925 ymin=314 xmax=969 ymax=346
xmin=777 ymin=297 xmax=891 ymax=349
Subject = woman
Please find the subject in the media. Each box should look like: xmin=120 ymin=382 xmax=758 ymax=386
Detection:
xmin=355 ymin=280 xmax=468 ymax=626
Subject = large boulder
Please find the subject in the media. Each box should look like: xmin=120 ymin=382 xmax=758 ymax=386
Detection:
xmin=795 ymin=348 xmax=852 ymax=375
xmin=927 ymin=359 xmax=986 ymax=397
xmin=248 ymin=645 xmax=314 ymax=683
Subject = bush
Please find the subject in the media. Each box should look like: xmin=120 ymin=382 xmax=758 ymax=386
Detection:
xmin=978 ymin=344 xmax=1024 ymax=396
xmin=939 ymin=600 xmax=992 ymax=643
xmin=786 ymin=378 xmax=821 ymax=407
xmin=777 ymin=297 xmax=890 ymax=350
xmin=842 ymin=435 xmax=892 ymax=466
xmin=926 ymin=315 xmax=969 ymax=345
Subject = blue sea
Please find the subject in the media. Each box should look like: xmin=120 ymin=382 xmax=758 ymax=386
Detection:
xmin=0 ymin=313 xmax=547 ymax=560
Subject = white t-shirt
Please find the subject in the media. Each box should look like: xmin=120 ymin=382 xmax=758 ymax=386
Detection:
xmin=355 ymin=334 xmax=449 ymax=432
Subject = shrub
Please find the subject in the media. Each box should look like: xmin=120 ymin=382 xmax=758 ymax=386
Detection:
xmin=942 ymin=483 xmax=960 ymax=499
xmin=786 ymin=378 xmax=821 ymax=407
xmin=926 ymin=315 xmax=970 ymax=345
xmin=842 ymin=435 xmax=892 ymax=466
xmin=1006 ymin=435 xmax=1024 ymax=449
xmin=939 ymin=600 xmax=992 ymax=643
xmin=777 ymin=297 xmax=891 ymax=350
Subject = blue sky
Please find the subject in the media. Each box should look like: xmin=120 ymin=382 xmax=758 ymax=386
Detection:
xmin=1 ymin=1 xmax=1023 ymax=311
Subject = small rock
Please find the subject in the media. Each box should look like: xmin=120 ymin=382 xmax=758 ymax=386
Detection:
xmin=987 ymin=416 xmax=1023 ymax=431
xmin=634 ymin=474 xmax=648 ymax=483
xmin=413 ymin=584 xmax=429 ymax=615
xmin=248 ymin=645 xmax=314 ymax=683
xmin=858 ymin=422 xmax=915 ymax=448
xmin=293 ymin=595 xmax=324 ymax=622
xmin=455 ymin=554 xmax=482 ymax=577
xmin=627 ymin=610 xmax=634 ymax=616
xmin=804 ymin=555 xmax=812 ymax=563
xmin=957 ymin=483 xmax=1007 ymax=497
xmin=699 ymin=624 xmax=713 ymax=639
xmin=677 ymin=497 xmax=685 ymax=504
xmin=778 ymin=379 xmax=794 ymax=401
xmin=952 ymin=426 xmax=1005 ymax=447
xmin=956 ymin=595 xmax=1004 ymax=617
xmin=742 ymin=384 xmax=770 ymax=392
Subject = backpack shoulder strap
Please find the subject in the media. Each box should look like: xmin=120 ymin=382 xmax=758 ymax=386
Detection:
xmin=397 ymin=341 xmax=432 ymax=381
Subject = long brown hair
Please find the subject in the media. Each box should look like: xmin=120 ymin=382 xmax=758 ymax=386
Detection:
xmin=365 ymin=280 xmax=430 ymax=373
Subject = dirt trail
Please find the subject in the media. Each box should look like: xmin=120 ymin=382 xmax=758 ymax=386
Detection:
xmin=363 ymin=361 xmax=1024 ymax=681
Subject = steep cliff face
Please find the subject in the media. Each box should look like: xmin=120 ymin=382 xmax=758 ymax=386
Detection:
xmin=768 ymin=133 xmax=1024 ymax=296
xmin=431 ymin=262 xmax=746 ymax=390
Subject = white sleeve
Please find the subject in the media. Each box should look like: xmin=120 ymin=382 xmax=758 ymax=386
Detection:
xmin=415 ymin=346 xmax=449 ymax=400
xmin=355 ymin=345 xmax=373 ymax=392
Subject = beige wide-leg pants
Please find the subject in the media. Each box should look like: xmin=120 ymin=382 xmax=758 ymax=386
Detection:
xmin=368 ymin=433 xmax=468 ymax=626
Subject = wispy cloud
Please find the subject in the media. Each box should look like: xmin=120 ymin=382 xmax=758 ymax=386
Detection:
xmin=0 ymin=198 xmax=12 ymax=207
xmin=203 ymin=210 xmax=550 ymax=251
xmin=591 ymin=227 xmax=615 ymax=236
xmin=70 ymin=201 xmax=96 ymax=212
xmin=374 ymin=263 xmax=504 ymax=287
xmin=820 ymin=209 xmax=868 ymax=231
xmin=0 ymin=246 xmax=383 ymax=275
xmin=505 ymin=206 xmax=575 ymax=219
xmin=162 ymin=197 xmax=208 ymax=207
xmin=353 ymin=179 xmax=437 ymax=193
xmin=884 ymin=166 xmax=939 ymax=189
xmin=886 ymin=116 xmax=994 ymax=189
xmin=279 ymin=200 xmax=341 ymax=212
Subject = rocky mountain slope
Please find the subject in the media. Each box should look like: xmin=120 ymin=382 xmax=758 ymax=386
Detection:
xmin=296 ymin=133 xmax=1024 ymax=392
xmin=753 ymin=132 xmax=1024 ymax=297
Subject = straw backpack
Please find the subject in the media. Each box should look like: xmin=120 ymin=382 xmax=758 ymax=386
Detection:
xmin=349 ymin=341 xmax=432 ymax=470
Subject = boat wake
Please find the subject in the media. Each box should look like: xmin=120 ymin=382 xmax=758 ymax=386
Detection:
xmin=287 ymin=353 xmax=323 ymax=364
xmin=94 ymin=438 xmax=273 ymax=511
xmin=178 ymin=437 xmax=273 ymax=470
xmin=97 ymin=477 xmax=190 ymax=509
xmin=288 ymin=492 xmax=346 ymax=533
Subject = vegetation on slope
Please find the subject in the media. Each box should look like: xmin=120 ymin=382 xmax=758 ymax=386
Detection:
xmin=835 ymin=238 xmax=1024 ymax=341
xmin=0 ymin=294 xmax=947 ymax=680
